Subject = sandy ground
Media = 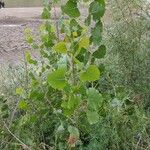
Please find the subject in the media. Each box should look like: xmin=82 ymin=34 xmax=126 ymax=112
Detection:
xmin=0 ymin=7 xmax=65 ymax=65
xmin=0 ymin=8 xmax=44 ymax=65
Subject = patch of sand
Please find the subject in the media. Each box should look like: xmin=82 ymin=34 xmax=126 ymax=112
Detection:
xmin=0 ymin=8 xmax=45 ymax=65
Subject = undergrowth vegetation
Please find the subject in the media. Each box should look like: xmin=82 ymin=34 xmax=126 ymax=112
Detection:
xmin=0 ymin=0 xmax=150 ymax=149
xmin=105 ymin=0 xmax=150 ymax=109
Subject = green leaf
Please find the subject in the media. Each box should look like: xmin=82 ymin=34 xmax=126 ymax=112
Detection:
xmin=89 ymin=1 xmax=105 ymax=20
xmin=61 ymin=100 xmax=68 ymax=109
xmin=96 ymin=0 xmax=105 ymax=6
xmin=26 ymin=36 xmax=33 ymax=44
xmin=63 ymin=109 xmax=74 ymax=117
xmin=91 ymin=21 xmax=103 ymax=45
xmin=47 ymin=68 xmax=66 ymax=90
xmin=86 ymin=88 xmax=103 ymax=110
xmin=75 ymin=48 xmax=86 ymax=62
xmin=25 ymin=52 xmax=37 ymax=65
xmin=61 ymin=0 xmax=80 ymax=18
xmin=68 ymin=95 xmax=81 ymax=110
xmin=68 ymin=126 xmax=80 ymax=138
xmin=16 ymin=87 xmax=23 ymax=95
xmin=93 ymin=45 xmax=106 ymax=59
xmin=18 ymin=100 xmax=28 ymax=110
xmin=80 ymin=65 xmax=100 ymax=82
xmin=70 ymin=19 xmax=83 ymax=36
xmin=30 ymin=90 xmax=45 ymax=101
xmin=87 ymin=110 xmax=99 ymax=124
xmin=41 ymin=7 xmax=50 ymax=19
xmin=54 ymin=42 xmax=67 ymax=54
xmin=57 ymin=124 xmax=65 ymax=133
xmin=61 ymin=94 xmax=81 ymax=115
xmin=79 ymin=36 xmax=90 ymax=49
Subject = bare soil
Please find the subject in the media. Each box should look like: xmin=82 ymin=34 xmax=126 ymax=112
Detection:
xmin=0 ymin=8 xmax=44 ymax=65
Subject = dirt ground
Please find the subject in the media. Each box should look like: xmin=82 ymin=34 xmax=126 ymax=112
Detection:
xmin=0 ymin=8 xmax=44 ymax=65
xmin=0 ymin=7 xmax=64 ymax=65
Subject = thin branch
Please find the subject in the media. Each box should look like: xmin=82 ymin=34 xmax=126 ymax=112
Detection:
xmin=3 ymin=122 xmax=31 ymax=150
xmin=53 ymin=5 xmax=60 ymax=42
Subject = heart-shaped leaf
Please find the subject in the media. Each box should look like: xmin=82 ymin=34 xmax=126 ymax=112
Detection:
xmin=62 ymin=0 xmax=80 ymax=18
xmin=93 ymin=45 xmax=106 ymax=59
xmin=80 ymin=65 xmax=100 ymax=82
xmin=86 ymin=110 xmax=99 ymax=124
xmin=47 ymin=68 xmax=66 ymax=90
xmin=79 ymin=36 xmax=90 ymax=49
xmin=86 ymin=88 xmax=103 ymax=110
xmin=54 ymin=42 xmax=67 ymax=54
xmin=68 ymin=126 xmax=80 ymax=138
xmin=91 ymin=21 xmax=103 ymax=45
